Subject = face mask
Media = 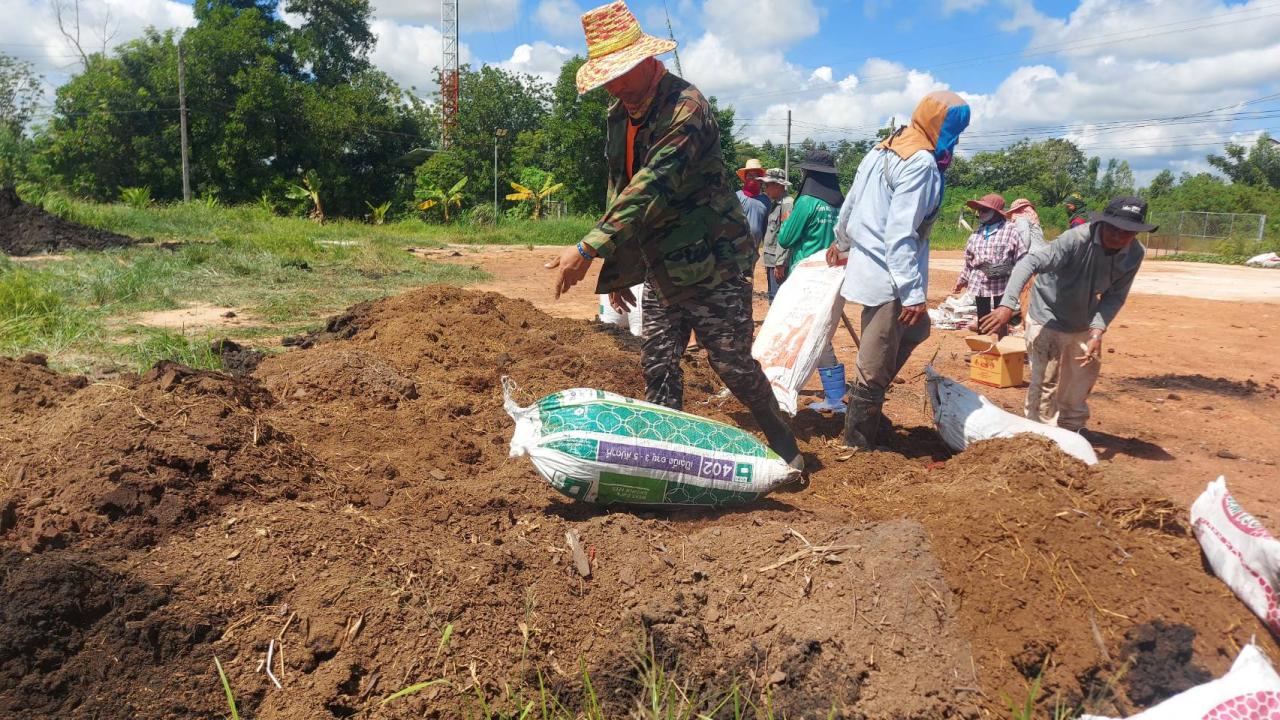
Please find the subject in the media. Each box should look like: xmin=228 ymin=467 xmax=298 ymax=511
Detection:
xmin=935 ymin=150 xmax=953 ymax=172
xmin=743 ymin=179 xmax=762 ymax=196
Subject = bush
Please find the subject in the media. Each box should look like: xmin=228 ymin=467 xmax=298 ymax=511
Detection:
xmin=119 ymin=186 xmax=153 ymax=209
xmin=464 ymin=204 xmax=497 ymax=227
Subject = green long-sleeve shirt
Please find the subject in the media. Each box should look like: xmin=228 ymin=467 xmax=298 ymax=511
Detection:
xmin=776 ymin=194 xmax=837 ymax=269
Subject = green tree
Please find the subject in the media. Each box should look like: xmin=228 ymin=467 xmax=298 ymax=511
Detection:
xmin=0 ymin=53 xmax=41 ymax=133
xmin=0 ymin=53 xmax=42 ymax=185
xmin=421 ymin=65 xmax=550 ymax=211
xmin=37 ymin=30 xmax=184 ymax=198
xmin=284 ymin=0 xmax=374 ymax=86
xmin=1207 ymin=134 xmax=1280 ymax=190
xmin=1098 ymin=158 xmax=1134 ymax=199
xmin=1144 ymin=169 xmax=1176 ymax=199
xmin=512 ymin=57 xmax=609 ymax=213
xmin=37 ymin=0 xmax=426 ymax=214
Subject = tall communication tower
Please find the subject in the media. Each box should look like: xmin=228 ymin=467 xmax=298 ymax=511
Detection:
xmin=440 ymin=0 xmax=460 ymax=148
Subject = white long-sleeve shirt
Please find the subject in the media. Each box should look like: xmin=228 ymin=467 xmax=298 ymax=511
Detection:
xmin=833 ymin=148 xmax=944 ymax=307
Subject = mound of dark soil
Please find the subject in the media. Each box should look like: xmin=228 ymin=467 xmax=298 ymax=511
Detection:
xmin=0 ymin=187 xmax=137 ymax=255
xmin=1 ymin=286 xmax=1277 ymax=719
xmin=0 ymin=360 xmax=314 ymax=553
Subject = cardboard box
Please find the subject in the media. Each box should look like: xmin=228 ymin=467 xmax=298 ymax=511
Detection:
xmin=964 ymin=335 xmax=1027 ymax=388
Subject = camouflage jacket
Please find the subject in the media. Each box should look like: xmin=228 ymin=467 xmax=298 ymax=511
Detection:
xmin=581 ymin=72 xmax=754 ymax=305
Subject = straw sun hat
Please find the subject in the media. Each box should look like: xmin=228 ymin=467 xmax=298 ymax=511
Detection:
xmin=575 ymin=1 xmax=677 ymax=95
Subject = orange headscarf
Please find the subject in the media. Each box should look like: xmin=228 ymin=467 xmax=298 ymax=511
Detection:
xmin=879 ymin=90 xmax=970 ymax=161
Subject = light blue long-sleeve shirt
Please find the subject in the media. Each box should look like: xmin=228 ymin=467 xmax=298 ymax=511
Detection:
xmin=736 ymin=190 xmax=768 ymax=244
xmin=833 ymin=148 xmax=944 ymax=307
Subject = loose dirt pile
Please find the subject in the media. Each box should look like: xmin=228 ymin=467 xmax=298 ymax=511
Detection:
xmin=1 ymin=286 xmax=1275 ymax=719
xmin=0 ymin=187 xmax=137 ymax=255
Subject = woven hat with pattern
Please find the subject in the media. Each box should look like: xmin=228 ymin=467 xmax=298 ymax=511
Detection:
xmin=575 ymin=1 xmax=677 ymax=95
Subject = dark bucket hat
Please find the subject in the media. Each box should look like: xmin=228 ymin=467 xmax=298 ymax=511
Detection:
xmin=1089 ymin=196 xmax=1158 ymax=233
xmin=797 ymin=149 xmax=838 ymax=174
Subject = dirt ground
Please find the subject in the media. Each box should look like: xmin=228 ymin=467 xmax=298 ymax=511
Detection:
xmin=0 ymin=188 xmax=137 ymax=255
xmin=2 ymin=273 xmax=1278 ymax=719
xmin=437 ymin=245 xmax=1280 ymax=521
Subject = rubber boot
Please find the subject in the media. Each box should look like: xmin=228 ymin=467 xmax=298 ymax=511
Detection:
xmin=749 ymin=400 xmax=806 ymax=480
xmin=842 ymin=384 xmax=882 ymax=450
xmin=808 ymin=364 xmax=848 ymax=413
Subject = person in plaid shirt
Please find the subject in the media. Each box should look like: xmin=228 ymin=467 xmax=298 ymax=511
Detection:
xmin=953 ymin=193 xmax=1028 ymax=338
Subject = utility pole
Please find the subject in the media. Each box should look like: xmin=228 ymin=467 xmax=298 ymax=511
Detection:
xmin=493 ymin=128 xmax=507 ymax=222
xmin=784 ymin=109 xmax=791 ymax=182
xmin=177 ymin=40 xmax=191 ymax=202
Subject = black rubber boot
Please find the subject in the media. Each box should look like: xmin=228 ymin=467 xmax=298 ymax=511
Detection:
xmin=750 ymin=401 xmax=805 ymax=476
xmin=842 ymin=384 xmax=882 ymax=450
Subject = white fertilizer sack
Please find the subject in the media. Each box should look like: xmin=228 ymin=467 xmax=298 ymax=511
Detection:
xmin=597 ymin=283 xmax=645 ymax=337
xmin=1192 ymin=477 xmax=1280 ymax=636
xmin=1082 ymin=644 xmax=1280 ymax=720
xmin=752 ymin=254 xmax=846 ymax=416
xmin=504 ymin=379 xmax=797 ymax=506
xmin=924 ymin=366 xmax=1098 ymax=465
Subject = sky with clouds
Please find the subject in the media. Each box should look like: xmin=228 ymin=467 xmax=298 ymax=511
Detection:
xmin=6 ymin=0 xmax=1280 ymax=183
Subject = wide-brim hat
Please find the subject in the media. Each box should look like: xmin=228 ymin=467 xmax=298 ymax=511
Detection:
xmin=575 ymin=1 xmax=677 ymax=95
xmin=736 ymin=158 xmax=765 ymax=182
xmin=797 ymin=149 xmax=837 ymax=174
xmin=966 ymin=193 xmax=1008 ymax=217
xmin=1089 ymin=195 xmax=1158 ymax=233
xmin=761 ymin=168 xmax=791 ymax=187
xmin=1008 ymin=198 xmax=1035 ymax=213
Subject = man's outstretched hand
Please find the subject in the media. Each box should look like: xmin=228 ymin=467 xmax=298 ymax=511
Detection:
xmin=978 ymin=305 xmax=1014 ymax=335
xmin=550 ymin=244 xmax=593 ymax=299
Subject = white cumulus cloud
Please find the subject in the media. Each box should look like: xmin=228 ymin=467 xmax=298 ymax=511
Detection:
xmin=497 ymin=41 xmax=573 ymax=85
xmin=701 ymin=0 xmax=825 ymax=50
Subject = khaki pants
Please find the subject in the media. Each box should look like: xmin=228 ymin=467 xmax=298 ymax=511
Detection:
xmin=853 ymin=299 xmax=930 ymax=403
xmin=1025 ymin=323 xmax=1100 ymax=431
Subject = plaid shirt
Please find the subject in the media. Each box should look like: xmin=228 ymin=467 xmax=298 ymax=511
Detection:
xmin=960 ymin=219 xmax=1028 ymax=297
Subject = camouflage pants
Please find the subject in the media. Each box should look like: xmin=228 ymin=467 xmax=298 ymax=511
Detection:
xmin=641 ymin=276 xmax=775 ymax=413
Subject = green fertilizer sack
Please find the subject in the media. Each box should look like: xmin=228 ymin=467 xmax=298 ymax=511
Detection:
xmin=503 ymin=379 xmax=797 ymax=507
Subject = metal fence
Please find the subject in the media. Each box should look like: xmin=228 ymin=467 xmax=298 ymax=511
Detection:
xmin=1143 ymin=211 xmax=1267 ymax=256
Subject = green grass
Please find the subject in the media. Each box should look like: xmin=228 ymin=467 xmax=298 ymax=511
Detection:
xmin=1148 ymin=251 xmax=1273 ymax=266
xmin=1 ymin=200 xmax=500 ymax=372
xmin=62 ymin=199 xmax=594 ymax=247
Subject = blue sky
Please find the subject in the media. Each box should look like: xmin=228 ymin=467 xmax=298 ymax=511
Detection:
xmin=5 ymin=0 xmax=1279 ymax=182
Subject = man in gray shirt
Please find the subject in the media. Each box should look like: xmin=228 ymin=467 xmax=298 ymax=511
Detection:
xmin=980 ymin=196 xmax=1155 ymax=432
xmin=758 ymin=168 xmax=793 ymax=301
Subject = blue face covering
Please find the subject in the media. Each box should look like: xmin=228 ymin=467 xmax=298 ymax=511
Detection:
xmin=933 ymin=104 xmax=971 ymax=160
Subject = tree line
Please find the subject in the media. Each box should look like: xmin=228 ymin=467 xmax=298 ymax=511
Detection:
xmin=0 ymin=0 xmax=1277 ymax=240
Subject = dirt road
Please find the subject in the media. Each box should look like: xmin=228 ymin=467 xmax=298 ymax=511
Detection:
xmin=425 ymin=245 xmax=1280 ymax=519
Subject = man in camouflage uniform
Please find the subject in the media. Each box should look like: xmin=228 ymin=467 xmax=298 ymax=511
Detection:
xmin=551 ymin=0 xmax=803 ymax=473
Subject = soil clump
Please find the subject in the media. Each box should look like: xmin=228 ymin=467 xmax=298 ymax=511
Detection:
xmin=0 ymin=187 xmax=137 ymax=255
xmin=1 ymin=285 xmax=1276 ymax=719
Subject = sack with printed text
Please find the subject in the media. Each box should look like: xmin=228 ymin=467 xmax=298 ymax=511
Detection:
xmin=752 ymin=254 xmax=846 ymax=415
xmin=1191 ymin=477 xmax=1280 ymax=636
xmin=503 ymin=378 xmax=796 ymax=506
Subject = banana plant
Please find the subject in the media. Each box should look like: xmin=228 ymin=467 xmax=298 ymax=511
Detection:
xmin=285 ymin=170 xmax=325 ymax=223
xmin=417 ymin=177 xmax=468 ymax=223
xmin=505 ymin=177 xmax=564 ymax=220
xmin=366 ymin=200 xmax=392 ymax=225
